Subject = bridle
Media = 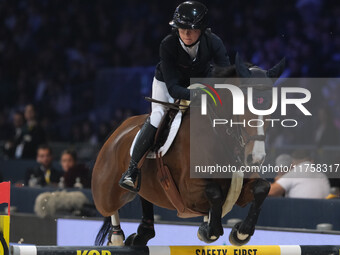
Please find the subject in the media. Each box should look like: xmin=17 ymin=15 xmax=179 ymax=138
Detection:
xmin=225 ymin=116 xmax=266 ymax=149
xmin=224 ymin=83 xmax=273 ymax=163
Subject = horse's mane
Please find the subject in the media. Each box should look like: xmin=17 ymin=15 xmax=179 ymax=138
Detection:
xmin=212 ymin=63 xmax=254 ymax=78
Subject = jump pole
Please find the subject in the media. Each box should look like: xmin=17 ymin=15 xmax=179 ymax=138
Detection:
xmin=11 ymin=245 xmax=340 ymax=255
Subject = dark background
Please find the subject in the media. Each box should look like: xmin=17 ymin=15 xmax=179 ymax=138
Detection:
xmin=0 ymin=0 xmax=339 ymax=145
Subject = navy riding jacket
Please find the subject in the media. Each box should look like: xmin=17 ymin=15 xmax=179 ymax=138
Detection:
xmin=155 ymin=29 xmax=230 ymax=100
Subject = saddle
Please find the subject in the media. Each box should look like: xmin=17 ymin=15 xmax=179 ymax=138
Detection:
xmin=153 ymin=105 xmax=180 ymax=153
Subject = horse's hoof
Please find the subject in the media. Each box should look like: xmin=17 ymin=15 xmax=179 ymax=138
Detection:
xmin=107 ymin=229 xmax=125 ymax=246
xmin=124 ymin=233 xmax=149 ymax=246
xmin=197 ymin=222 xmax=219 ymax=244
xmin=107 ymin=235 xmax=125 ymax=246
xmin=107 ymin=239 xmax=124 ymax=246
xmin=229 ymin=222 xmax=251 ymax=246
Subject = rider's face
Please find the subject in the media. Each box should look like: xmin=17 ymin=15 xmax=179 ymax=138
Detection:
xmin=178 ymin=28 xmax=201 ymax=45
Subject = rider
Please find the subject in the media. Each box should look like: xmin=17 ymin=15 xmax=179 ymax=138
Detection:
xmin=119 ymin=1 xmax=231 ymax=191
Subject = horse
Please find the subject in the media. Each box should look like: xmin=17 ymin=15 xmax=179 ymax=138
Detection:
xmin=92 ymin=54 xmax=285 ymax=246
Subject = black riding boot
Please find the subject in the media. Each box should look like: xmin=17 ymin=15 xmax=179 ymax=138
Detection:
xmin=119 ymin=118 xmax=157 ymax=192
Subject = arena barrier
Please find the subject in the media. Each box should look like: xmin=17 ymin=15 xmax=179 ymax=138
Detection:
xmin=10 ymin=245 xmax=340 ymax=255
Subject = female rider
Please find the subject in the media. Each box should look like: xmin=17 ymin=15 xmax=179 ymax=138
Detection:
xmin=119 ymin=1 xmax=231 ymax=191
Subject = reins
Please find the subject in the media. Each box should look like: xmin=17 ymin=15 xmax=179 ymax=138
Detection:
xmin=145 ymin=97 xmax=189 ymax=110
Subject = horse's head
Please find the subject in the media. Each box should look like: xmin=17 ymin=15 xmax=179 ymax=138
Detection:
xmin=234 ymin=54 xmax=285 ymax=166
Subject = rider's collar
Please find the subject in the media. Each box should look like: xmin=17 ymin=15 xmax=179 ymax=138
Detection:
xmin=179 ymin=38 xmax=200 ymax=60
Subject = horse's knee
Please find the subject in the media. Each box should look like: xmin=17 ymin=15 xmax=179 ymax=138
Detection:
xmin=205 ymin=183 xmax=223 ymax=205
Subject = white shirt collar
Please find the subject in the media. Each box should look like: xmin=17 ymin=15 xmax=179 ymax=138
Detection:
xmin=179 ymin=38 xmax=200 ymax=60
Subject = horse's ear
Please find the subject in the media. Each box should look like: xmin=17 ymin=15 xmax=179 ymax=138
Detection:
xmin=235 ymin=52 xmax=251 ymax=78
xmin=267 ymin=58 xmax=286 ymax=78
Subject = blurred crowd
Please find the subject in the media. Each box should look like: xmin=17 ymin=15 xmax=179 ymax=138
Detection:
xmin=25 ymin=144 xmax=91 ymax=189
xmin=0 ymin=0 xmax=339 ymax=149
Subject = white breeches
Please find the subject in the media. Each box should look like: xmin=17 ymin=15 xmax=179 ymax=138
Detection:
xmin=149 ymin=77 xmax=174 ymax=128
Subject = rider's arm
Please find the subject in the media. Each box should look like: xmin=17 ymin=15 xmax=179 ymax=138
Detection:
xmin=268 ymin=182 xmax=285 ymax=197
xmin=160 ymin=42 xmax=190 ymax=100
xmin=210 ymin=33 xmax=230 ymax=67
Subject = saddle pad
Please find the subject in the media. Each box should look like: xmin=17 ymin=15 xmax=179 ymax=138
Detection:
xmin=130 ymin=110 xmax=182 ymax=159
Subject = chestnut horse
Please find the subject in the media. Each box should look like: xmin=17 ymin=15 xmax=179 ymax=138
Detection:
xmin=92 ymin=55 xmax=285 ymax=246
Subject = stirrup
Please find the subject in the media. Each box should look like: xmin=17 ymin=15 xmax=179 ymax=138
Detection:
xmin=119 ymin=170 xmax=142 ymax=193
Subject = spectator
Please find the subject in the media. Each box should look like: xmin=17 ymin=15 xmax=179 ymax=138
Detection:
xmin=60 ymin=149 xmax=91 ymax=188
xmin=268 ymin=150 xmax=330 ymax=198
xmin=17 ymin=104 xmax=46 ymax=159
xmin=3 ymin=111 xmax=25 ymax=158
xmin=25 ymin=145 xmax=62 ymax=187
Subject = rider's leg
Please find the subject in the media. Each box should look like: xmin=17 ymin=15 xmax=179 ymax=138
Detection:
xmin=119 ymin=78 xmax=173 ymax=191
xmin=149 ymin=78 xmax=175 ymax=128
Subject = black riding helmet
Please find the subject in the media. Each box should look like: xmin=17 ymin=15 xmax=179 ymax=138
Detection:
xmin=169 ymin=1 xmax=208 ymax=30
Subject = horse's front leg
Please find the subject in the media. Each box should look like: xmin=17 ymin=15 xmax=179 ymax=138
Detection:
xmin=230 ymin=178 xmax=270 ymax=246
xmin=125 ymin=197 xmax=155 ymax=246
xmin=197 ymin=182 xmax=224 ymax=243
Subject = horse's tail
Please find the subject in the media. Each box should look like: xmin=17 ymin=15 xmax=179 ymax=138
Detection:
xmin=95 ymin=216 xmax=111 ymax=246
